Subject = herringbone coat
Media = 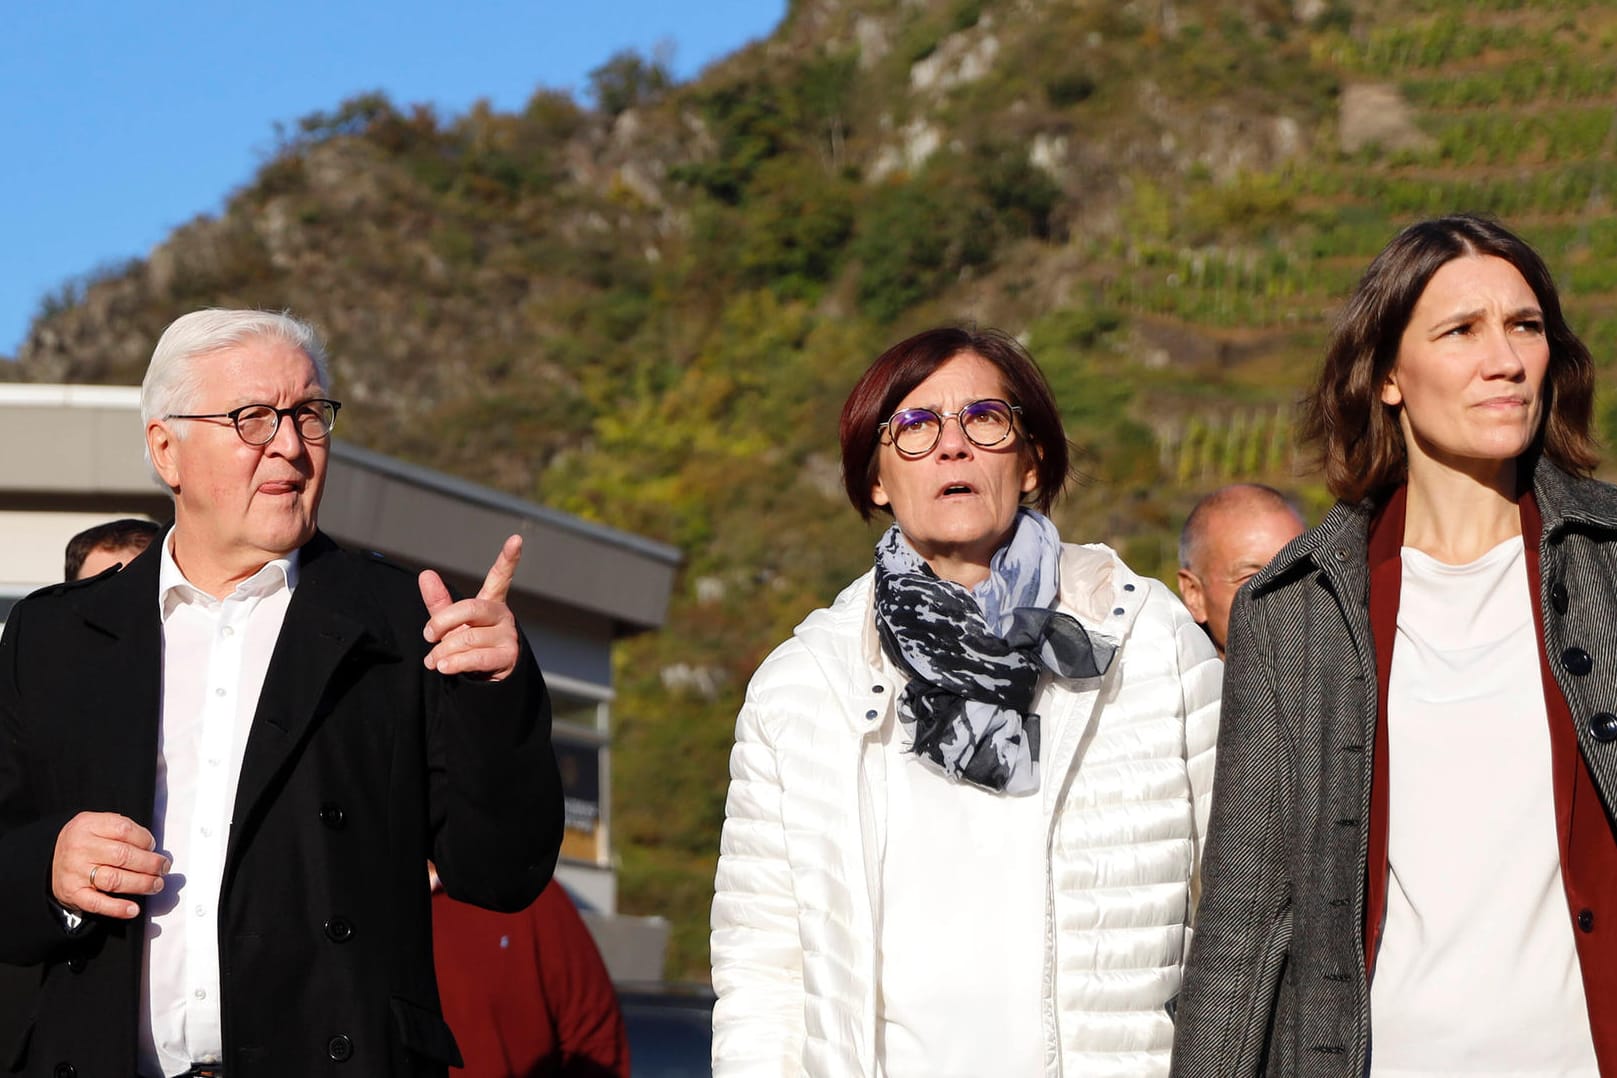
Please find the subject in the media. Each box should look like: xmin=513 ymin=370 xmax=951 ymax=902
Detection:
xmin=1170 ymin=459 xmax=1617 ymax=1077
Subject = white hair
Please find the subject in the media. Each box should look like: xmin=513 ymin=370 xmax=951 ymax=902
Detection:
xmin=140 ymin=308 xmax=331 ymax=427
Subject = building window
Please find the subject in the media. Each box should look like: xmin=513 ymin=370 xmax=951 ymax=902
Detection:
xmin=548 ymin=682 xmax=611 ymax=868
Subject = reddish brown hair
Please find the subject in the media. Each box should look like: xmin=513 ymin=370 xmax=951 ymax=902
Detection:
xmin=838 ymin=326 xmax=1072 ymax=520
xmin=1301 ymin=214 xmax=1598 ymax=502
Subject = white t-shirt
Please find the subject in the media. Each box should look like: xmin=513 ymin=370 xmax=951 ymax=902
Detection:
xmin=1370 ymin=536 xmax=1598 ymax=1077
xmin=875 ymin=673 xmax=1050 ymax=1078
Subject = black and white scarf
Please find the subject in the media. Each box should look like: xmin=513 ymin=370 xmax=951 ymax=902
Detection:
xmin=873 ymin=509 xmax=1116 ymax=795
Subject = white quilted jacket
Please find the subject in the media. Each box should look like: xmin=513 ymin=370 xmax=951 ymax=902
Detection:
xmin=711 ymin=542 xmax=1222 ymax=1077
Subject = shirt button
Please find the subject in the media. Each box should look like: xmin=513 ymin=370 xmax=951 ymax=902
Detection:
xmin=865 ymin=710 xmax=878 ymax=721
xmin=1123 ymin=583 xmax=1136 ymax=592
xmin=208 ymin=758 xmax=221 ymax=767
xmin=1112 ymin=607 xmax=1125 ymax=616
xmin=872 ymin=685 xmax=885 ymax=693
xmin=200 ymin=826 xmax=213 ymax=838
xmin=194 ymin=988 xmax=207 ymax=1000
xmin=194 ymin=905 xmax=206 ymax=918
xmin=214 ymin=687 xmax=226 ymax=697
xmin=221 ymin=626 xmax=235 ymax=637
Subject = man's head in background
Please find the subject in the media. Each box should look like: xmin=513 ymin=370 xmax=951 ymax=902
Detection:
xmin=65 ymin=519 xmax=162 ymax=581
xmin=1177 ymin=484 xmax=1306 ymax=658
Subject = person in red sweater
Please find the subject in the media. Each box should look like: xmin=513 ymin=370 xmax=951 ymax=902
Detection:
xmin=432 ymin=868 xmax=629 ymax=1078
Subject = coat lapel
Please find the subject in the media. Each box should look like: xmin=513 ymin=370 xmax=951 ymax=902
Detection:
xmin=224 ymin=535 xmax=399 ymax=874
xmin=1040 ymin=547 xmax=1141 ymax=818
xmin=69 ymin=541 xmax=165 ymax=824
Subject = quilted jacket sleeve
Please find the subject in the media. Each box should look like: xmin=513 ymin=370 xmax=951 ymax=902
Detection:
xmin=1170 ymin=589 xmax=1295 ymax=1077
xmin=1170 ymin=590 xmax=1223 ymax=917
xmin=710 ymin=648 xmax=807 ymax=1076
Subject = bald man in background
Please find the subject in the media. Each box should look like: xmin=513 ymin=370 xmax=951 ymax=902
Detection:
xmin=1177 ymin=484 xmax=1306 ymax=658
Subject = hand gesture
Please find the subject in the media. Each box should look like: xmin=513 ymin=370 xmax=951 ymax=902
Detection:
xmin=53 ymin=812 xmax=169 ymax=920
xmin=419 ymin=534 xmax=523 ymax=682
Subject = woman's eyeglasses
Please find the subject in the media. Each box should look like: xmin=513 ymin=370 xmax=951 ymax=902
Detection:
xmin=877 ymin=398 xmax=1021 ymax=456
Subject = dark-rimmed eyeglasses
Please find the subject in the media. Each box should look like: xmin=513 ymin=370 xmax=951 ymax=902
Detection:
xmin=877 ymin=398 xmax=1021 ymax=456
xmin=165 ymin=398 xmax=342 ymax=446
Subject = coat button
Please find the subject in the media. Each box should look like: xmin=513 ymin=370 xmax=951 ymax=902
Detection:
xmin=1578 ymin=908 xmax=1595 ymax=932
xmin=327 ymin=1034 xmax=354 ymax=1062
xmin=67 ymin=956 xmax=85 ymax=973
xmin=319 ymin=803 xmax=346 ymax=829
xmin=324 ymin=917 xmax=354 ymax=943
xmin=1552 ymin=581 xmax=1569 ymax=614
xmin=1591 ymin=713 xmax=1617 ymax=743
xmin=53 ymin=1064 xmax=76 ymax=1078
xmin=1562 ymin=647 xmax=1593 ymax=676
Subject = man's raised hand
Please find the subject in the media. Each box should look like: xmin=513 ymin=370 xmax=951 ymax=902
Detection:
xmin=419 ymin=534 xmax=523 ymax=681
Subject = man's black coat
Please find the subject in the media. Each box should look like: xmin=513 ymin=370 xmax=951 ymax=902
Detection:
xmin=0 ymin=532 xmax=562 ymax=1077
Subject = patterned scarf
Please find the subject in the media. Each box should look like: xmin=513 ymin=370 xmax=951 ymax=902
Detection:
xmin=873 ymin=508 xmax=1117 ymax=795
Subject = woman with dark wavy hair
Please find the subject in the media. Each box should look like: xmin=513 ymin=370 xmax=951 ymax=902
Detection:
xmin=1172 ymin=214 xmax=1616 ymax=1076
xmin=712 ymin=325 xmax=1221 ymax=1076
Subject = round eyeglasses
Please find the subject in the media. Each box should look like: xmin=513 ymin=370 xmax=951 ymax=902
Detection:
xmin=877 ymin=398 xmax=1022 ymax=456
xmin=165 ymin=398 xmax=342 ymax=446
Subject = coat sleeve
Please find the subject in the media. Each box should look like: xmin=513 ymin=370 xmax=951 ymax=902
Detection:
xmin=1168 ymin=590 xmax=1223 ymax=915
xmin=428 ymin=619 xmax=564 ymax=915
xmin=1170 ymin=589 xmax=1294 ymax=1078
xmin=710 ymin=656 xmax=807 ymax=1076
xmin=0 ymin=598 xmax=92 ymax=966
xmin=532 ymin=882 xmax=630 ymax=1077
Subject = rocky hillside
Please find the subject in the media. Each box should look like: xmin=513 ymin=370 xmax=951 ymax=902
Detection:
xmin=10 ymin=0 xmax=1617 ymax=977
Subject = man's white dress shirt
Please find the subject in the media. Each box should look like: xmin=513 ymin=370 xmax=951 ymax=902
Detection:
xmin=139 ymin=535 xmax=297 ymax=1077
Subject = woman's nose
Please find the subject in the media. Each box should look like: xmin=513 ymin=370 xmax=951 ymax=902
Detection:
xmin=934 ymin=414 xmax=974 ymax=457
xmin=1482 ymin=326 xmax=1529 ymax=378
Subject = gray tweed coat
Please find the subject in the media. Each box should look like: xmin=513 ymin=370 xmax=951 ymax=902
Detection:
xmin=1170 ymin=458 xmax=1617 ymax=1077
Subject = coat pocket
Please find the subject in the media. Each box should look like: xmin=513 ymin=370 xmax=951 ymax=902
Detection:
xmin=390 ymin=995 xmax=464 ymax=1067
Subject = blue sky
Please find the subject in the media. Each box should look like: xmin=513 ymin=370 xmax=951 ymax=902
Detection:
xmin=0 ymin=2 xmax=788 ymax=358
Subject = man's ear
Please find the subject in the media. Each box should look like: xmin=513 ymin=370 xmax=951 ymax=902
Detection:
xmin=1177 ymin=569 xmax=1208 ymax=624
xmin=147 ymin=420 xmax=181 ymax=491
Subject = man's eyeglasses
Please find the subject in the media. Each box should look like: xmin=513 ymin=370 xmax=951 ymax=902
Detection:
xmin=877 ymin=398 xmax=1021 ymax=456
xmin=165 ymin=398 xmax=342 ymax=446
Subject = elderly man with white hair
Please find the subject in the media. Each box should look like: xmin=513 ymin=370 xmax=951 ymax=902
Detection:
xmin=0 ymin=309 xmax=561 ymax=1078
